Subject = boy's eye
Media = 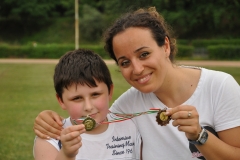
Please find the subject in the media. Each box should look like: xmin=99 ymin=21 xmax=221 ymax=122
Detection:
xmin=72 ymin=96 xmax=81 ymax=101
xmin=92 ymin=93 xmax=100 ymax=97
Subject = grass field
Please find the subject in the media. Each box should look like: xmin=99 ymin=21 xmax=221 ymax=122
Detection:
xmin=0 ymin=63 xmax=239 ymax=160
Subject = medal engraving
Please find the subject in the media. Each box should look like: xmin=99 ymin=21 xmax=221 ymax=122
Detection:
xmin=159 ymin=112 xmax=168 ymax=121
xmin=156 ymin=108 xmax=171 ymax=126
xmin=83 ymin=117 xmax=96 ymax=131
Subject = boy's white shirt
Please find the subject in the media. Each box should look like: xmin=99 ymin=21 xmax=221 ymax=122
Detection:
xmin=34 ymin=115 xmax=141 ymax=160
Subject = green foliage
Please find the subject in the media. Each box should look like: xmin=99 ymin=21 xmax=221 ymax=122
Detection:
xmin=159 ymin=0 xmax=240 ymax=38
xmin=0 ymin=43 xmax=110 ymax=59
xmin=0 ymin=0 xmax=73 ymax=19
xmin=207 ymin=45 xmax=240 ymax=60
xmin=80 ymin=5 xmax=105 ymax=42
xmin=0 ymin=44 xmax=74 ymax=58
xmin=191 ymin=39 xmax=240 ymax=48
xmin=177 ymin=45 xmax=194 ymax=58
xmin=1 ymin=1 xmax=240 ymax=44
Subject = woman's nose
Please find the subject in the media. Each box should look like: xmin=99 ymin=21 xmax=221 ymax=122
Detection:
xmin=132 ymin=60 xmax=144 ymax=75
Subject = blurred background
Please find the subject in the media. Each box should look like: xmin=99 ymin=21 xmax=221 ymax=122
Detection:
xmin=0 ymin=0 xmax=240 ymax=60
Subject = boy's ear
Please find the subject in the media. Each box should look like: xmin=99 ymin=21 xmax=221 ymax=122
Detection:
xmin=56 ymin=94 xmax=67 ymax=110
xmin=109 ymin=84 xmax=114 ymax=101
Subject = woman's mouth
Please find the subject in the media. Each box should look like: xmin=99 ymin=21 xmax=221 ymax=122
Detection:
xmin=137 ymin=73 xmax=151 ymax=84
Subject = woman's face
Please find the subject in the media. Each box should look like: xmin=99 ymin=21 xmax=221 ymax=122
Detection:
xmin=112 ymin=27 xmax=172 ymax=93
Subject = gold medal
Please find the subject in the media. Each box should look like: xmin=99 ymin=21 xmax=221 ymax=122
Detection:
xmin=156 ymin=108 xmax=171 ymax=126
xmin=83 ymin=117 xmax=96 ymax=131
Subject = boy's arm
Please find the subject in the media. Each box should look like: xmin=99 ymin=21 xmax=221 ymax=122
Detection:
xmin=34 ymin=110 xmax=63 ymax=139
xmin=34 ymin=137 xmax=59 ymax=160
xmin=34 ymin=125 xmax=85 ymax=160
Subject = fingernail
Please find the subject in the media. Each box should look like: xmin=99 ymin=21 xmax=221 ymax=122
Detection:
xmin=56 ymin=136 xmax=60 ymax=140
xmin=165 ymin=108 xmax=172 ymax=114
xmin=46 ymin=136 xmax=50 ymax=139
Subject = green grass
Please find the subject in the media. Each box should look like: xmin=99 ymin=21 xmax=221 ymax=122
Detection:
xmin=0 ymin=63 xmax=239 ymax=160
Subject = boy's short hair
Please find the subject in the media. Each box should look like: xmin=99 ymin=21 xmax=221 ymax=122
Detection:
xmin=54 ymin=49 xmax=113 ymax=99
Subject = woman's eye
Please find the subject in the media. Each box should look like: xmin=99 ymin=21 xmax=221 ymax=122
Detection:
xmin=140 ymin=52 xmax=149 ymax=58
xmin=120 ymin=60 xmax=130 ymax=67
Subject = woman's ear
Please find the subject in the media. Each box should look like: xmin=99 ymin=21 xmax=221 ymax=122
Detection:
xmin=56 ymin=94 xmax=67 ymax=110
xmin=108 ymin=84 xmax=114 ymax=101
xmin=164 ymin=36 xmax=171 ymax=57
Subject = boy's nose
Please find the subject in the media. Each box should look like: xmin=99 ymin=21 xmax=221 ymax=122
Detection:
xmin=84 ymin=101 xmax=93 ymax=111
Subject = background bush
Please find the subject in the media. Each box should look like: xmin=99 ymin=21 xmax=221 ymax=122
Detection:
xmin=0 ymin=44 xmax=109 ymax=59
xmin=208 ymin=45 xmax=240 ymax=60
xmin=176 ymin=45 xmax=194 ymax=58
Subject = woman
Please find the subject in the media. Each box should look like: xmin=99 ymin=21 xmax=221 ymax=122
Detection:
xmin=34 ymin=7 xmax=240 ymax=159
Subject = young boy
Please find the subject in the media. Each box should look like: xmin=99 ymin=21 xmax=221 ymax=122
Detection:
xmin=33 ymin=49 xmax=141 ymax=160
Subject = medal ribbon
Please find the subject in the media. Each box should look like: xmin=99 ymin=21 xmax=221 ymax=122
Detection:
xmin=72 ymin=108 xmax=160 ymax=125
xmin=101 ymin=108 xmax=160 ymax=124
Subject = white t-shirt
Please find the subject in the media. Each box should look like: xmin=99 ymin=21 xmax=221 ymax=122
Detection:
xmin=110 ymin=68 xmax=240 ymax=160
xmin=38 ymin=115 xmax=141 ymax=160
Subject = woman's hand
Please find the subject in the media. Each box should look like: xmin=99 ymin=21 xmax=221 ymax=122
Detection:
xmin=59 ymin=125 xmax=85 ymax=159
xmin=165 ymin=105 xmax=202 ymax=140
xmin=33 ymin=110 xmax=63 ymax=140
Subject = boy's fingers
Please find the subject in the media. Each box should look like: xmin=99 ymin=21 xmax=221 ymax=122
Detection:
xmin=63 ymin=125 xmax=85 ymax=134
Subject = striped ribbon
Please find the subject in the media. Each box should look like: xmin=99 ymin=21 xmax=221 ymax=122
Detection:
xmin=72 ymin=108 xmax=160 ymax=125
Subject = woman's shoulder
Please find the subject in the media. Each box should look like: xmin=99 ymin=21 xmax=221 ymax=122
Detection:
xmin=201 ymin=68 xmax=235 ymax=84
xmin=200 ymin=68 xmax=239 ymax=93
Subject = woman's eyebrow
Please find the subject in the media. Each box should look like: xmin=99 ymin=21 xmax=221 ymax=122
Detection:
xmin=134 ymin=46 xmax=148 ymax=53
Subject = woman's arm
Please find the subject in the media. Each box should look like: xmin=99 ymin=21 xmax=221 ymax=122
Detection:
xmin=34 ymin=110 xmax=63 ymax=139
xmin=166 ymin=105 xmax=240 ymax=160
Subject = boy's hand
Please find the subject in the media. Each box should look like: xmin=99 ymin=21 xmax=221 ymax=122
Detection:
xmin=60 ymin=125 xmax=86 ymax=158
xmin=34 ymin=110 xmax=63 ymax=140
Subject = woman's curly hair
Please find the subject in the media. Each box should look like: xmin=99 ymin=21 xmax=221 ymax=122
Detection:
xmin=104 ymin=7 xmax=177 ymax=64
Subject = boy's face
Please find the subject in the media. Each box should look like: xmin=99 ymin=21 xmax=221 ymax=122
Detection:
xmin=57 ymin=81 xmax=113 ymax=126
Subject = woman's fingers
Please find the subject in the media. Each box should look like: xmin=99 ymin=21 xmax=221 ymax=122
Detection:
xmin=49 ymin=111 xmax=64 ymax=126
xmin=165 ymin=105 xmax=201 ymax=140
xmin=34 ymin=110 xmax=63 ymax=139
xmin=34 ymin=118 xmax=62 ymax=139
xmin=38 ymin=110 xmax=63 ymax=129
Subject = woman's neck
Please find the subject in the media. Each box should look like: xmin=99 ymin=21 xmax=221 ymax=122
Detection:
xmin=154 ymin=66 xmax=201 ymax=108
